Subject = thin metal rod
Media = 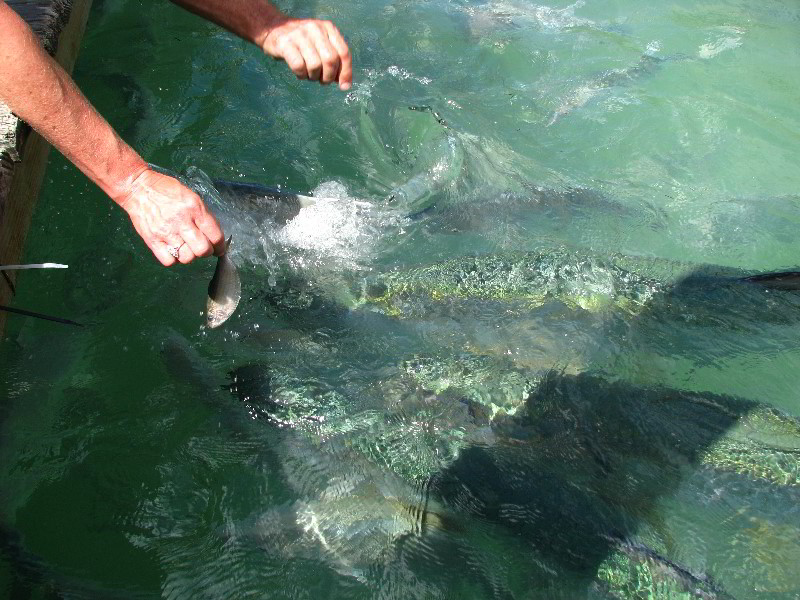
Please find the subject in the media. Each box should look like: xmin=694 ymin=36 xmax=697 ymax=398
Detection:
xmin=0 ymin=305 xmax=84 ymax=327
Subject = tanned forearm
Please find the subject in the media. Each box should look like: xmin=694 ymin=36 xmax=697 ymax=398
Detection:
xmin=0 ymin=2 xmax=147 ymax=202
xmin=171 ymin=0 xmax=352 ymax=89
xmin=0 ymin=0 xmax=349 ymax=269
xmin=0 ymin=2 xmax=224 ymax=267
xmin=170 ymin=0 xmax=286 ymax=47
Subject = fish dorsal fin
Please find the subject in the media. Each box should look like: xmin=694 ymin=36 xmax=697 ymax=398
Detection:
xmin=741 ymin=271 xmax=800 ymax=290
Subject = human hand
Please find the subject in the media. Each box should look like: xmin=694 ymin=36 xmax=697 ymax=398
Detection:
xmin=259 ymin=18 xmax=352 ymax=91
xmin=115 ymin=168 xmax=225 ymax=266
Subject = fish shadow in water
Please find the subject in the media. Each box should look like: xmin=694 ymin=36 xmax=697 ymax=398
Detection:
xmin=599 ymin=265 xmax=800 ymax=375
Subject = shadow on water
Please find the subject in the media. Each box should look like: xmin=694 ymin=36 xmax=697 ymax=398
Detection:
xmin=389 ymin=267 xmax=799 ymax=596
xmin=0 ymin=523 xmax=154 ymax=599
xmin=0 ymin=524 xmax=62 ymax=600
xmin=427 ymin=372 xmax=759 ymax=597
xmin=593 ymin=264 xmax=800 ymax=403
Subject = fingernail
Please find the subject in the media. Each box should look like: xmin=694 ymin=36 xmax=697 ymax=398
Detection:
xmin=340 ymin=83 xmax=351 ymax=91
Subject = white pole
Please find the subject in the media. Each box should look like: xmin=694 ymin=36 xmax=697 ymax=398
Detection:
xmin=0 ymin=263 xmax=68 ymax=270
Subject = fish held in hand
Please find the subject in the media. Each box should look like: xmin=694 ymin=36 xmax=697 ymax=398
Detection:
xmin=202 ymin=180 xmax=325 ymax=329
xmin=206 ymin=237 xmax=241 ymax=329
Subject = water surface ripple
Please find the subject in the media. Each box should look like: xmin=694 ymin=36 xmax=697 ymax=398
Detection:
xmin=1 ymin=0 xmax=799 ymax=598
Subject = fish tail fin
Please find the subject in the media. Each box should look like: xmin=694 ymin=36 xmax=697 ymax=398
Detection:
xmin=421 ymin=509 xmax=464 ymax=533
xmin=739 ymin=271 xmax=800 ymax=291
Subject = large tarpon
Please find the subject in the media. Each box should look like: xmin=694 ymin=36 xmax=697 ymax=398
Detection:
xmin=223 ymin=349 xmax=799 ymax=596
xmin=155 ymin=328 xmax=761 ymax=596
xmin=547 ymin=53 xmax=671 ymax=125
xmin=205 ymin=178 xmax=800 ymax=330
xmin=158 ymin=327 xmax=773 ymax=595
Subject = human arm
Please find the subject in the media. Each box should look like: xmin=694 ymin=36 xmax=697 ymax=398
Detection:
xmin=170 ymin=0 xmax=352 ymax=90
xmin=0 ymin=1 xmax=224 ymax=266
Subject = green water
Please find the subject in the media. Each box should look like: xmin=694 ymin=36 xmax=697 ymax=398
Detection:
xmin=2 ymin=0 xmax=800 ymax=597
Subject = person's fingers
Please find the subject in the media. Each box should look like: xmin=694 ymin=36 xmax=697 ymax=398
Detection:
xmin=307 ymin=25 xmax=340 ymax=84
xmin=153 ymin=242 xmax=178 ymax=267
xmin=279 ymin=40 xmax=308 ymax=78
xmin=323 ymin=22 xmax=352 ymax=90
xmin=177 ymin=242 xmax=196 ymax=265
xmin=261 ymin=20 xmax=351 ymax=89
xmin=150 ymin=240 xmax=178 ymax=267
xmin=293 ymin=33 xmax=323 ymax=81
xmin=195 ymin=211 xmax=226 ymax=256
xmin=179 ymin=225 xmax=213 ymax=259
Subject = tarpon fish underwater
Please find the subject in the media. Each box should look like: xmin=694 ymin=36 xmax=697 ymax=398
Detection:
xmin=168 ymin=330 xmax=792 ymax=596
xmin=204 ymin=177 xmax=800 ymax=330
xmin=154 ymin=328 xmax=797 ymax=597
xmin=222 ymin=340 xmax=799 ymax=594
xmin=547 ymin=52 xmax=673 ymax=126
xmin=153 ymin=161 xmax=800 ymax=594
xmin=192 ymin=176 xmax=800 ymax=595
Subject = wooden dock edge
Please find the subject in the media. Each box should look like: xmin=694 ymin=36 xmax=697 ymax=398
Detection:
xmin=0 ymin=0 xmax=93 ymax=338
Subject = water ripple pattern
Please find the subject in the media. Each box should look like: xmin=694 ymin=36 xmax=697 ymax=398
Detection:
xmin=1 ymin=0 xmax=799 ymax=598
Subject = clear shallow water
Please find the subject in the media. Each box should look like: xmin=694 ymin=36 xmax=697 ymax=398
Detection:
xmin=2 ymin=0 xmax=800 ymax=597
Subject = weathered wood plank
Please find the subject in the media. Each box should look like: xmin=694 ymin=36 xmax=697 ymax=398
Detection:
xmin=0 ymin=0 xmax=93 ymax=337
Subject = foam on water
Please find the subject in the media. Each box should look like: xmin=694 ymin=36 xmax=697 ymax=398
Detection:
xmin=345 ymin=65 xmax=433 ymax=106
xmin=270 ymin=181 xmax=388 ymax=271
xmin=186 ymin=168 xmax=407 ymax=281
xmin=698 ymin=27 xmax=745 ymax=60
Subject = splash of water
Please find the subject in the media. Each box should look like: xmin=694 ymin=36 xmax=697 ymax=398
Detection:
xmin=185 ymin=168 xmax=407 ymax=282
xmin=270 ymin=181 xmax=401 ymax=271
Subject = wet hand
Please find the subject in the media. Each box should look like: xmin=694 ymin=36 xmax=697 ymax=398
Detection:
xmin=260 ymin=18 xmax=352 ymax=91
xmin=115 ymin=168 xmax=226 ymax=266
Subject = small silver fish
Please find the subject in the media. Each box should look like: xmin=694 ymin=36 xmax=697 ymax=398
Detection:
xmin=204 ymin=181 xmax=324 ymax=329
xmin=206 ymin=237 xmax=241 ymax=329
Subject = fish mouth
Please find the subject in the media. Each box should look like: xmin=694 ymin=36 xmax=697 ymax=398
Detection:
xmin=206 ymin=237 xmax=241 ymax=329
